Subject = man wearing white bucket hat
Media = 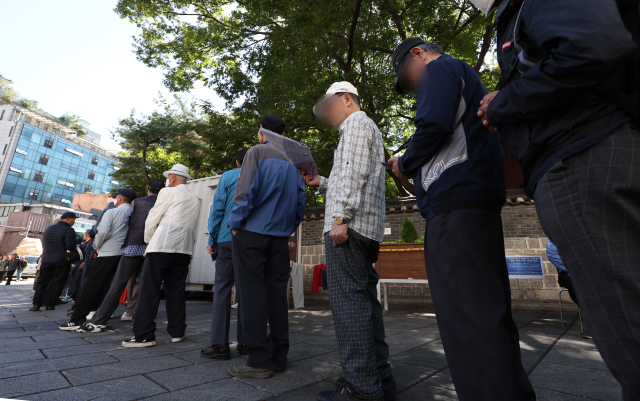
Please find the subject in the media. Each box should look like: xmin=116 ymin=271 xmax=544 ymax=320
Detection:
xmin=123 ymin=164 xmax=201 ymax=347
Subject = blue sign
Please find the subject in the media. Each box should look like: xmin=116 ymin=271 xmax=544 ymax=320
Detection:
xmin=506 ymin=255 xmax=545 ymax=279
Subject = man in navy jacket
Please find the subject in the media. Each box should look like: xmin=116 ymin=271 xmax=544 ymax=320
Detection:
xmin=226 ymin=117 xmax=306 ymax=379
xmin=388 ymin=39 xmax=534 ymax=401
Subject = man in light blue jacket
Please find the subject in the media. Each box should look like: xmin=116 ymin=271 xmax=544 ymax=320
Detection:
xmin=201 ymin=148 xmax=248 ymax=361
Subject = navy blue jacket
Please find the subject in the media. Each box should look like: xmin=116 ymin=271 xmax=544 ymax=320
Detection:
xmin=230 ymin=144 xmax=306 ymax=237
xmin=398 ymin=54 xmax=506 ymax=221
xmin=487 ymin=0 xmax=637 ymax=197
xmin=41 ymin=221 xmax=77 ymax=264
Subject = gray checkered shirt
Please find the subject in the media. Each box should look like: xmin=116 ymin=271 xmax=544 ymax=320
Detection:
xmin=319 ymin=111 xmax=386 ymax=242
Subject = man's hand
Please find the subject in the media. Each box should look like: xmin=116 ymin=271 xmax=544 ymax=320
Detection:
xmin=232 ymin=230 xmax=238 ymax=236
xmin=477 ymin=90 xmax=500 ymax=132
xmin=387 ymin=157 xmax=407 ymax=180
xmin=206 ymin=245 xmax=215 ymax=255
xmin=79 ymin=262 xmax=85 ymax=270
xmin=329 ymin=223 xmax=349 ymax=246
xmin=303 ymin=174 xmax=320 ymax=187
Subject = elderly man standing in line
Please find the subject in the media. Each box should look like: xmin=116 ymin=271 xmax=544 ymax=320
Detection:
xmin=77 ymin=179 xmax=165 ymax=333
xmin=226 ymin=116 xmax=306 ymax=379
xmin=123 ymin=164 xmax=200 ymax=347
xmin=59 ymin=188 xmax=137 ymax=330
xmin=30 ymin=212 xmax=77 ymax=311
xmin=200 ymin=149 xmax=249 ymax=360
xmin=304 ymin=82 xmax=395 ymax=401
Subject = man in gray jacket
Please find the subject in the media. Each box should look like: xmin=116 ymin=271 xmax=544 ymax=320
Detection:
xmin=59 ymin=188 xmax=137 ymax=330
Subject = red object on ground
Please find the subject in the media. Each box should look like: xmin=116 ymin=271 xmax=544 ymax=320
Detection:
xmin=312 ymin=264 xmax=326 ymax=293
xmin=119 ymin=288 xmax=127 ymax=305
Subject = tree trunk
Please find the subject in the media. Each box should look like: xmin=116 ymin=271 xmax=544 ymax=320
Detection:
xmin=141 ymin=147 xmax=150 ymax=182
xmin=474 ymin=22 xmax=495 ymax=73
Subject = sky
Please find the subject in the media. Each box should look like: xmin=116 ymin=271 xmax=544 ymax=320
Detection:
xmin=0 ymin=0 xmax=224 ymax=151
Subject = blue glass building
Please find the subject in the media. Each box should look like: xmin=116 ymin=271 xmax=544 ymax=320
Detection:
xmin=0 ymin=106 xmax=119 ymax=206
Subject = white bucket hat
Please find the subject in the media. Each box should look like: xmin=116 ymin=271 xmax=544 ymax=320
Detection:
xmin=163 ymin=164 xmax=192 ymax=180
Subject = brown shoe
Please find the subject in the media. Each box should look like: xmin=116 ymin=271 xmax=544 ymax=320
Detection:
xmin=227 ymin=362 xmax=273 ymax=379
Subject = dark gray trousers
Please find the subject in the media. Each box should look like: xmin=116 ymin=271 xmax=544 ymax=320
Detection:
xmin=91 ymin=255 xmax=145 ymax=326
xmin=535 ymin=123 xmax=640 ymax=400
xmin=209 ymin=241 xmax=244 ymax=345
xmin=425 ymin=209 xmax=535 ymax=401
xmin=325 ymin=229 xmax=391 ymax=400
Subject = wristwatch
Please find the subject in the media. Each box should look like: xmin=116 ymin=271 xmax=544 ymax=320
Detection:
xmin=335 ymin=217 xmax=350 ymax=225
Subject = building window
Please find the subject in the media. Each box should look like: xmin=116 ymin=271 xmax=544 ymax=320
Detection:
xmin=39 ymin=154 xmax=49 ymax=166
xmin=28 ymin=189 xmax=40 ymax=200
xmin=85 ymin=185 xmax=92 ymax=193
xmin=34 ymin=170 xmax=44 ymax=183
xmin=8 ymin=126 xmax=14 ymax=137
xmin=44 ymin=137 xmax=54 ymax=148
xmin=0 ymin=110 xmax=4 ymax=120
xmin=88 ymin=170 xmax=95 ymax=180
xmin=2 ymin=144 xmax=7 ymax=155
xmin=91 ymin=155 xmax=99 ymax=165
xmin=35 ymin=120 xmax=40 ymax=128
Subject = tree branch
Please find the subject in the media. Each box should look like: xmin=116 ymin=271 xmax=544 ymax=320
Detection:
xmin=346 ymin=0 xmax=363 ymax=70
xmin=455 ymin=10 xmax=482 ymax=35
xmin=474 ymin=22 xmax=495 ymax=72
xmin=383 ymin=113 xmax=415 ymax=121
xmin=371 ymin=46 xmax=393 ymax=54
xmin=384 ymin=0 xmax=407 ymax=40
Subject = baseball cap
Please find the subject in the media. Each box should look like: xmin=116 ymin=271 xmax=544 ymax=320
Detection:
xmin=60 ymin=211 xmax=78 ymax=219
xmin=116 ymin=188 xmax=138 ymax=201
xmin=313 ymin=81 xmax=359 ymax=116
xmin=392 ymin=37 xmax=426 ymax=94
xmin=260 ymin=114 xmax=286 ymax=135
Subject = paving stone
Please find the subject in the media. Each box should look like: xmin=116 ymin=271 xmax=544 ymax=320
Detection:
xmin=43 ymin=341 xmax=124 ymax=358
xmin=235 ymin=359 xmax=343 ymax=395
xmin=31 ymin=330 xmax=85 ymax=342
xmin=287 ymin=343 xmax=333 ymax=362
xmin=106 ymin=340 xmax=202 ymax=361
xmin=389 ymin=343 xmax=448 ymax=369
xmin=0 ymin=349 xmax=46 ymax=364
xmin=386 ymin=327 xmax=442 ymax=355
xmin=299 ymin=333 xmax=338 ymax=350
xmin=0 ymin=371 xmax=70 ymax=398
xmin=422 ymin=368 xmax=455 ymax=391
xmin=539 ymin=345 xmax=609 ymax=372
xmin=531 ymin=387 xmax=592 ymax=401
xmin=62 ymin=355 xmax=191 ymax=385
xmin=269 ymin=381 xmax=334 ymax=401
xmin=10 ymin=337 xmax=88 ymax=352
xmin=529 ymin=361 xmax=622 ymax=401
xmin=398 ymin=381 xmax=458 ymax=400
xmin=389 ymin=360 xmax=439 ymax=392
xmin=0 ymin=352 xmax=117 ymax=379
xmin=144 ymin=378 xmax=270 ymax=400
xmin=26 ymin=375 xmax=167 ymax=401
xmin=146 ymin=360 xmax=236 ymax=391
xmin=81 ymin=332 xmax=137 ymax=344
xmin=315 ymin=350 xmax=341 ymax=365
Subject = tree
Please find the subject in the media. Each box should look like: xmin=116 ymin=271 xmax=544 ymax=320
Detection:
xmin=115 ymin=0 xmax=497 ymax=197
xmin=58 ymin=113 xmax=88 ymax=137
xmin=0 ymin=82 xmax=17 ymax=105
xmin=401 ymin=216 xmax=419 ymax=243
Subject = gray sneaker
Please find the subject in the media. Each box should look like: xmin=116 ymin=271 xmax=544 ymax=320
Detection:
xmin=120 ymin=312 xmax=133 ymax=321
xmin=227 ymin=362 xmax=273 ymax=379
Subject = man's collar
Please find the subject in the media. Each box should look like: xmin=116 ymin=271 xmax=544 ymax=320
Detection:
xmin=339 ymin=110 xmax=366 ymax=131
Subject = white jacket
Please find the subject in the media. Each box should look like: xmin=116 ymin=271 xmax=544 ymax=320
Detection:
xmin=144 ymin=184 xmax=200 ymax=255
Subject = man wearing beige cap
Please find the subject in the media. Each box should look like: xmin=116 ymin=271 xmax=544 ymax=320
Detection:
xmin=305 ymin=82 xmax=395 ymax=401
xmin=123 ymin=164 xmax=200 ymax=347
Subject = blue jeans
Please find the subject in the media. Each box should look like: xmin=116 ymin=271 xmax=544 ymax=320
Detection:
xmin=16 ymin=268 xmax=23 ymax=280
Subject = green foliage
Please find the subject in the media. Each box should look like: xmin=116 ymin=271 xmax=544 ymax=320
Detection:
xmin=0 ymin=82 xmax=17 ymax=105
xmin=401 ymin=216 xmax=419 ymax=243
xmin=58 ymin=113 xmax=88 ymax=137
xmin=19 ymin=98 xmax=40 ymax=111
xmin=115 ymin=0 xmax=499 ymax=199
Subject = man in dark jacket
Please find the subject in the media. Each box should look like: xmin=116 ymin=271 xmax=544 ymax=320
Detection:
xmin=226 ymin=119 xmax=306 ymax=379
xmin=77 ymin=179 xmax=165 ymax=333
xmin=30 ymin=212 xmax=77 ymax=310
xmin=473 ymin=1 xmax=640 ymax=398
xmin=388 ymin=39 xmax=534 ymax=401
xmin=4 ymin=254 xmax=20 ymax=285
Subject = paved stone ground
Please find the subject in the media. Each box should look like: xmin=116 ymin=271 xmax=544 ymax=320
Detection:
xmin=1 ymin=279 xmax=622 ymax=400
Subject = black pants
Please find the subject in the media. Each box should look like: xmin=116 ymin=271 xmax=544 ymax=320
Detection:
xmin=535 ymin=123 xmax=640 ymax=400
xmin=210 ymin=241 xmax=244 ymax=345
xmin=4 ymin=270 xmax=15 ymax=285
xmin=325 ymin=229 xmax=391 ymax=400
xmin=92 ymin=255 xmax=145 ymax=326
xmin=33 ymin=261 xmax=71 ymax=306
xmin=69 ymin=256 xmax=121 ymax=324
xmin=557 ymin=271 xmax=579 ymax=307
xmin=232 ymin=230 xmax=290 ymax=369
xmin=425 ymin=209 xmax=535 ymax=401
xmin=133 ymin=253 xmax=190 ymax=341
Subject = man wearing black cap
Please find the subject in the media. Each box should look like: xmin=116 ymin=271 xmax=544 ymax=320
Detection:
xmin=77 ymin=180 xmax=165 ymax=333
xmin=30 ymin=212 xmax=78 ymax=311
xmin=60 ymin=188 xmax=137 ymax=330
xmin=258 ymin=114 xmax=286 ymax=144
xmin=387 ymin=39 xmax=534 ymax=400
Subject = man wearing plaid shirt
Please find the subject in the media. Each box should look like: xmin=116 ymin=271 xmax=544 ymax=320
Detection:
xmin=305 ymin=82 xmax=395 ymax=401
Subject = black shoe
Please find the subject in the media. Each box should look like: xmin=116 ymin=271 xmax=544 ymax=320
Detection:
xmin=46 ymin=305 xmax=55 ymax=310
xmin=29 ymin=305 xmax=41 ymax=311
xmin=273 ymin=365 xmax=286 ymax=372
xmin=319 ymin=381 xmax=382 ymax=401
xmin=201 ymin=344 xmax=231 ymax=360
xmin=335 ymin=377 xmax=396 ymax=401
xmin=237 ymin=342 xmax=247 ymax=355
xmin=581 ymin=331 xmax=592 ymax=340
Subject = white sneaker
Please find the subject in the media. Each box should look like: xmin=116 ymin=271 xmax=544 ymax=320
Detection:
xmin=86 ymin=311 xmax=96 ymax=320
xmin=122 ymin=336 xmax=156 ymax=348
xmin=110 ymin=311 xmax=119 ymax=319
xmin=76 ymin=322 xmax=106 ymax=333
xmin=120 ymin=312 xmax=133 ymax=321
xmin=171 ymin=335 xmax=186 ymax=343
xmin=231 ymin=303 xmax=238 ymax=309
xmin=59 ymin=322 xmax=80 ymax=331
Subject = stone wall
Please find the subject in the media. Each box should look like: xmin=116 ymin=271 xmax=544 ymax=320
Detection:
xmin=300 ymin=192 xmax=570 ymax=304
